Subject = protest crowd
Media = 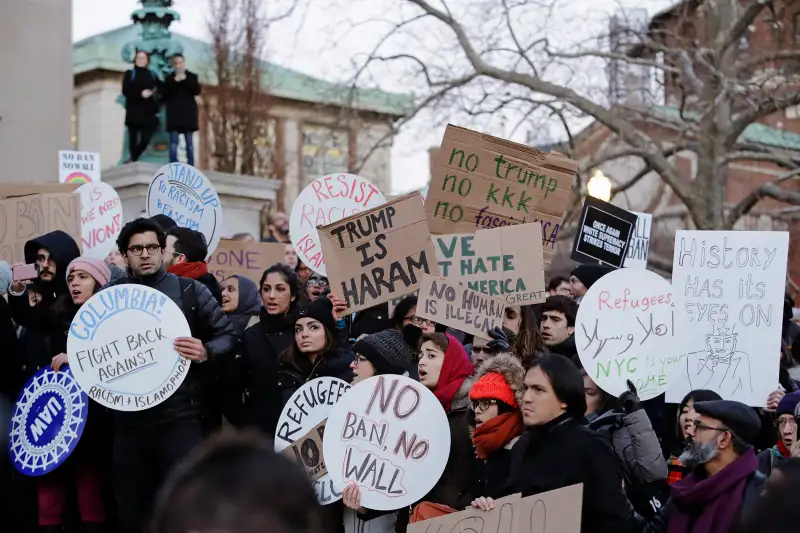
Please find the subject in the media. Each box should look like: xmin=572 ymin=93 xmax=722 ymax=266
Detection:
xmin=2 ymin=128 xmax=800 ymax=533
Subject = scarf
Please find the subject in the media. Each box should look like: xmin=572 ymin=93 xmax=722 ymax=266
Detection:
xmin=168 ymin=261 xmax=208 ymax=280
xmin=668 ymin=448 xmax=758 ymax=533
xmin=472 ymin=411 xmax=523 ymax=460
xmin=433 ymin=334 xmax=473 ymax=411
xmin=777 ymin=439 xmax=791 ymax=458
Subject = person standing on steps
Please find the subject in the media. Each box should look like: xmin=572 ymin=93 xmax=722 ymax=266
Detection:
xmin=162 ymin=53 xmax=201 ymax=166
xmin=122 ymin=50 xmax=159 ymax=163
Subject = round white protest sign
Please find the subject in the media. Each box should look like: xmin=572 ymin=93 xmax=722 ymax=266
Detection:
xmin=290 ymin=173 xmax=385 ymax=276
xmin=77 ymin=182 xmax=123 ymax=260
xmin=323 ymin=375 xmax=450 ymax=511
xmin=575 ymin=268 xmax=681 ymax=400
xmin=275 ymin=377 xmax=352 ymax=505
xmin=147 ymin=163 xmax=223 ymax=255
xmin=66 ymin=284 xmax=192 ymax=411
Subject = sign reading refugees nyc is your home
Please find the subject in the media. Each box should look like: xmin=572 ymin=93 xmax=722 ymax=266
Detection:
xmin=571 ymin=196 xmax=637 ymax=268
xmin=275 ymin=378 xmax=352 ymax=505
xmin=426 ymin=125 xmax=578 ymax=263
xmin=66 ymin=284 xmax=193 ymax=411
xmin=668 ymin=231 xmax=789 ymax=406
xmin=433 ymin=222 xmax=547 ymax=306
xmin=318 ymin=192 xmax=440 ymax=314
xmin=417 ymin=275 xmax=505 ymax=340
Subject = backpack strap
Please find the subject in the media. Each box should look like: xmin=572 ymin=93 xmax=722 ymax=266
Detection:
xmin=178 ymin=277 xmax=199 ymax=339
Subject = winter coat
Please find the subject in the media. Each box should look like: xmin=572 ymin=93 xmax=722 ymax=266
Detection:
xmin=343 ymin=508 xmax=396 ymax=533
xmin=756 ymin=446 xmax=788 ymax=477
xmin=276 ymin=336 xmax=354 ymax=408
xmin=196 ymin=271 xmax=223 ymax=306
xmin=162 ymin=71 xmax=201 ymax=132
xmin=0 ymin=296 xmax=21 ymax=401
xmin=122 ymin=66 xmax=159 ymax=127
xmin=107 ymin=266 xmax=238 ymax=428
xmin=548 ymin=334 xmax=577 ymax=359
xmin=503 ymin=414 xmax=633 ymax=533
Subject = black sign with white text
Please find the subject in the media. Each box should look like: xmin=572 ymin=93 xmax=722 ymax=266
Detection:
xmin=571 ymin=196 xmax=637 ymax=268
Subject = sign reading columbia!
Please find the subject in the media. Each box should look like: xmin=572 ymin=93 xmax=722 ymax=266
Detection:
xmin=318 ymin=192 xmax=439 ymax=314
xmin=426 ymin=125 xmax=578 ymax=262
xmin=66 ymin=284 xmax=193 ymax=411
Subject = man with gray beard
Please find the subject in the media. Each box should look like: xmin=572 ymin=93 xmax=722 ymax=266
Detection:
xmin=642 ymin=400 xmax=765 ymax=533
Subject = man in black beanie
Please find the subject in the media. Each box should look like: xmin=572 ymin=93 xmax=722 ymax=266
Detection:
xmin=570 ymin=264 xmax=613 ymax=301
xmin=351 ymin=329 xmax=418 ymax=384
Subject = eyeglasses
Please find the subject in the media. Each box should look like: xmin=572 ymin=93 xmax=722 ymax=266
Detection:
xmin=308 ymin=279 xmax=329 ymax=288
xmin=470 ymin=399 xmax=498 ymax=412
xmin=127 ymin=244 xmax=162 ymax=256
xmin=410 ymin=316 xmax=435 ymax=327
xmin=353 ymin=355 xmax=368 ymax=367
xmin=774 ymin=417 xmax=798 ymax=429
xmin=693 ymin=421 xmax=729 ymax=434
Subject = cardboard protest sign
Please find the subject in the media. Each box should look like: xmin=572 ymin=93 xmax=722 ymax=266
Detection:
xmin=387 ymin=291 xmax=418 ymax=319
xmin=0 ymin=184 xmax=82 ymax=264
xmin=426 ymin=125 xmax=577 ymax=262
xmin=571 ymin=196 xmax=637 ymax=268
xmin=147 ymin=163 xmax=223 ymax=255
xmin=318 ymin=192 xmax=439 ymax=314
xmin=77 ymin=182 xmax=122 ymax=260
xmin=417 ymin=275 xmax=505 ymax=339
xmin=409 ymin=495 xmax=521 ymax=533
xmin=668 ymin=231 xmax=789 ymax=406
xmin=575 ymin=269 xmax=681 ymax=400
xmin=66 ymin=284 xmax=193 ymax=411
xmin=290 ymin=173 xmax=386 ymax=276
xmin=323 ymin=375 xmax=450 ymax=511
xmin=8 ymin=367 xmax=88 ymax=476
xmin=623 ymin=212 xmax=652 ymax=269
xmin=433 ymin=222 xmax=546 ymax=306
xmin=274 ymin=377 xmax=352 ymax=505
xmin=207 ymin=239 xmax=286 ymax=286
xmin=59 ymin=150 xmax=101 ymax=184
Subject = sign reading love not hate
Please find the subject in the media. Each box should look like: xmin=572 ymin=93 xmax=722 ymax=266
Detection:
xmin=290 ymin=173 xmax=386 ymax=277
xmin=417 ymin=275 xmax=505 ymax=340
xmin=147 ymin=163 xmax=223 ymax=255
xmin=78 ymin=182 xmax=123 ymax=260
xmin=207 ymin=239 xmax=287 ymax=286
xmin=575 ymin=268 xmax=680 ymax=401
xmin=323 ymin=375 xmax=450 ymax=511
xmin=66 ymin=284 xmax=192 ymax=411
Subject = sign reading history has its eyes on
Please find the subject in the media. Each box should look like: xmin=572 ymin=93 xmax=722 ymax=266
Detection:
xmin=571 ymin=196 xmax=637 ymax=269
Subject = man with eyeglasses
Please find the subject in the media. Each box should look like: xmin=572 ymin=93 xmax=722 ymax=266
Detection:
xmin=109 ymin=218 xmax=237 ymax=533
xmin=757 ymin=390 xmax=800 ymax=477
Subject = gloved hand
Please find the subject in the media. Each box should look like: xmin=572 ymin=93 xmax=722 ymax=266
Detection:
xmin=619 ymin=379 xmax=643 ymax=414
xmin=486 ymin=326 xmax=510 ymax=353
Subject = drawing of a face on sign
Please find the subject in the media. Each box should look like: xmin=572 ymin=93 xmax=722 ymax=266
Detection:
xmin=66 ymin=284 xmax=192 ymax=411
xmin=146 ymin=163 xmax=223 ymax=255
xmin=323 ymin=375 xmax=450 ymax=511
xmin=290 ymin=173 xmax=385 ymax=277
xmin=575 ymin=269 xmax=683 ymax=400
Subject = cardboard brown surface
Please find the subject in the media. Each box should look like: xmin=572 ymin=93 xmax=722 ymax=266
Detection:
xmin=433 ymin=222 xmax=547 ymax=306
xmin=207 ymin=239 xmax=287 ymax=286
xmin=408 ymin=495 xmax=521 ymax=533
xmin=280 ymin=420 xmax=328 ymax=482
xmin=417 ymin=275 xmax=505 ymax=339
xmin=319 ymin=192 xmax=440 ymax=313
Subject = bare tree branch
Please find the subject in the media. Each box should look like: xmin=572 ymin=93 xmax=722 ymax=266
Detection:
xmin=725 ymin=167 xmax=800 ymax=227
xmin=716 ymin=1 xmax=768 ymax=55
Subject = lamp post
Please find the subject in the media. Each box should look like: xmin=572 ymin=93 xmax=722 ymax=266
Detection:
xmin=587 ymin=169 xmax=612 ymax=202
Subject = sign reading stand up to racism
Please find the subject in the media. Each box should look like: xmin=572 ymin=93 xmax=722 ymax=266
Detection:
xmin=571 ymin=196 xmax=637 ymax=269
xmin=9 ymin=367 xmax=89 ymax=477
xmin=147 ymin=163 xmax=223 ymax=255
xmin=66 ymin=284 xmax=192 ymax=411
xmin=78 ymin=182 xmax=123 ymax=260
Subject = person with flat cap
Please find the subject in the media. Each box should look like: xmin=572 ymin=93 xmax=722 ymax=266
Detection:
xmin=641 ymin=400 xmax=765 ymax=533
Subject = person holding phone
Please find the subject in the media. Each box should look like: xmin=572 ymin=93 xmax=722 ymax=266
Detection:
xmin=161 ymin=53 xmax=201 ymax=165
xmin=122 ymin=50 xmax=159 ymax=163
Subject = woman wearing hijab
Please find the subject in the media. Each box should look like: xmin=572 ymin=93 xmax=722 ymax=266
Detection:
xmin=220 ymin=275 xmax=262 ymax=337
xmin=122 ymin=50 xmax=160 ymax=163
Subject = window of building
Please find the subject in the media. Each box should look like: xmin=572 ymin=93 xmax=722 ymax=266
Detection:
xmin=300 ymin=124 xmax=350 ymax=184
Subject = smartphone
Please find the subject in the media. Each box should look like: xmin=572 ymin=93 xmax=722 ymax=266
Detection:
xmin=12 ymin=263 xmax=39 ymax=282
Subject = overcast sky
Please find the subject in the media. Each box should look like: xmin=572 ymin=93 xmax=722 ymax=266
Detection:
xmin=73 ymin=0 xmax=674 ymax=194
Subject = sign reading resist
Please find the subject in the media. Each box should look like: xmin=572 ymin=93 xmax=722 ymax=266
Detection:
xmin=571 ymin=196 xmax=637 ymax=268
xmin=147 ymin=163 xmax=223 ymax=255
xmin=78 ymin=182 xmax=123 ymax=260
xmin=66 ymin=284 xmax=192 ymax=411
xmin=323 ymin=375 xmax=450 ymax=511
xmin=9 ymin=367 xmax=88 ymax=476
xmin=275 ymin=377 xmax=352 ymax=505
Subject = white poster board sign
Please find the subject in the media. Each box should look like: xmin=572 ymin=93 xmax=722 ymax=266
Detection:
xmin=668 ymin=231 xmax=789 ymax=406
xmin=66 ymin=284 xmax=192 ymax=411
xmin=77 ymin=182 xmax=123 ymax=260
xmin=575 ymin=268 xmax=680 ymax=400
xmin=323 ymin=375 xmax=450 ymax=511
xmin=146 ymin=163 xmax=223 ymax=255
xmin=290 ymin=173 xmax=385 ymax=276
xmin=623 ymin=212 xmax=652 ymax=269
xmin=275 ymin=377 xmax=352 ymax=505
xmin=59 ymin=151 xmax=101 ymax=184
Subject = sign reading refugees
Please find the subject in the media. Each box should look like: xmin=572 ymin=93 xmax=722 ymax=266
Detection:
xmin=417 ymin=275 xmax=505 ymax=339
xmin=324 ymin=375 xmax=450 ymax=511
xmin=433 ymin=222 xmax=546 ymax=306
xmin=8 ymin=367 xmax=89 ymax=477
xmin=668 ymin=231 xmax=790 ymax=406
xmin=77 ymin=182 xmax=123 ymax=260
xmin=571 ymin=196 xmax=637 ymax=268
xmin=623 ymin=212 xmax=652 ymax=269
xmin=318 ymin=192 xmax=439 ymax=314
xmin=275 ymin=377 xmax=352 ymax=505
xmin=426 ymin=125 xmax=578 ymax=263
xmin=147 ymin=163 xmax=223 ymax=255
xmin=575 ymin=269 xmax=681 ymax=400
xmin=290 ymin=173 xmax=386 ymax=276
xmin=59 ymin=151 xmax=101 ymax=184
xmin=66 ymin=284 xmax=193 ymax=411
xmin=207 ymin=239 xmax=286 ymax=286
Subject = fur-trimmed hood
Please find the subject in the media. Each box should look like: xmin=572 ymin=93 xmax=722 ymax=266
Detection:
xmin=473 ymin=352 xmax=525 ymax=406
xmin=450 ymin=375 xmax=476 ymax=411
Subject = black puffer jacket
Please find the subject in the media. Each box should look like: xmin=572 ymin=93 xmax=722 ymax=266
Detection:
xmin=107 ymin=266 xmax=237 ymax=427
xmin=122 ymin=66 xmax=159 ymax=127
xmin=276 ymin=340 xmax=354 ymax=408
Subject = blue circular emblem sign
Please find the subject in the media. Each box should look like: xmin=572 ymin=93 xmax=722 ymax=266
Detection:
xmin=8 ymin=366 xmax=89 ymax=476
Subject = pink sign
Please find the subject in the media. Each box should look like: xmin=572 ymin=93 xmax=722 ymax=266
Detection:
xmin=78 ymin=182 xmax=123 ymax=260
